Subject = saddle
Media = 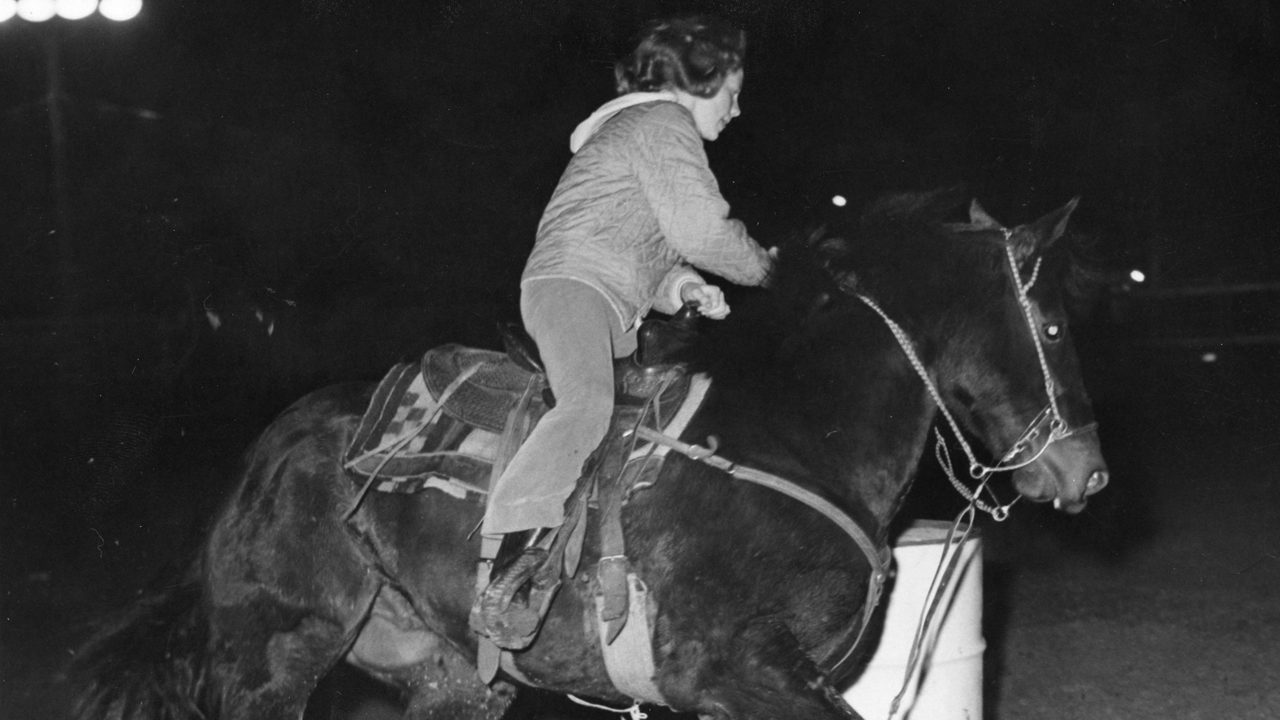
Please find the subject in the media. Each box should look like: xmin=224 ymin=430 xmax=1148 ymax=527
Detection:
xmin=344 ymin=310 xmax=703 ymax=652
xmin=343 ymin=327 xmax=693 ymax=496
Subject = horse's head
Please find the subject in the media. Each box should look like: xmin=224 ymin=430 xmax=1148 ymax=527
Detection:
xmin=936 ymin=197 xmax=1109 ymax=514
xmin=801 ymin=191 xmax=1108 ymax=516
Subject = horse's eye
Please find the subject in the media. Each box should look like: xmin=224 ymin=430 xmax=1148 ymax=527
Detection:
xmin=1043 ymin=323 xmax=1063 ymax=342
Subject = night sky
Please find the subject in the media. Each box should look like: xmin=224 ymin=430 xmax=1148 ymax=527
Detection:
xmin=5 ymin=0 xmax=1277 ymax=324
xmin=0 ymin=1 xmax=1274 ymax=442
xmin=0 ymin=0 xmax=1274 ymax=455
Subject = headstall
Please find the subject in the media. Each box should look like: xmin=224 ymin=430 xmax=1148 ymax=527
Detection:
xmin=855 ymin=228 xmax=1095 ymax=520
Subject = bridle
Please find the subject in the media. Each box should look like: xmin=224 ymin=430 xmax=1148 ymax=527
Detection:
xmin=854 ymin=228 xmax=1096 ymax=521
xmin=617 ymin=229 xmax=1098 ymax=695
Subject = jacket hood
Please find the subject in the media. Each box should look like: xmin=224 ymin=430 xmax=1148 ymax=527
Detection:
xmin=568 ymin=91 xmax=679 ymax=153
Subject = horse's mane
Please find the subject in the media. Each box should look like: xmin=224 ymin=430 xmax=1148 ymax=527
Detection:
xmin=693 ymin=189 xmax=1104 ymax=378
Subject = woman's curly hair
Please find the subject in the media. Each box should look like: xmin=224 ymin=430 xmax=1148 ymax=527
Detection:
xmin=615 ymin=16 xmax=746 ymax=99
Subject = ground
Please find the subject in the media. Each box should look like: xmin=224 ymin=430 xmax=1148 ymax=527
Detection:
xmin=990 ymin=349 xmax=1280 ymax=720
xmin=1 ymin=339 xmax=1276 ymax=720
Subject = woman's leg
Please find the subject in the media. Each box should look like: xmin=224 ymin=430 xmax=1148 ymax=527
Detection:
xmin=481 ymin=279 xmax=628 ymax=536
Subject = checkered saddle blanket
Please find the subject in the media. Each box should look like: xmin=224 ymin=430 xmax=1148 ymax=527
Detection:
xmin=343 ymin=343 xmax=692 ymax=499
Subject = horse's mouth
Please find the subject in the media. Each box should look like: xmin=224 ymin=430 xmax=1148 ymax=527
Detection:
xmin=1052 ymin=495 xmax=1088 ymax=515
xmin=1016 ymin=484 xmax=1089 ymax=514
xmin=1014 ymin=457 xmax=1109 ymax=515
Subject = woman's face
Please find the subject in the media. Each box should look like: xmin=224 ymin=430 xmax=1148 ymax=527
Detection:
xmin=676 ymin=70 xmax=744 ymax=142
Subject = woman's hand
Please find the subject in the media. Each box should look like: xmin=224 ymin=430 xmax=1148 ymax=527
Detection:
xmin=680 ymin=283 xmax=730 ymax=319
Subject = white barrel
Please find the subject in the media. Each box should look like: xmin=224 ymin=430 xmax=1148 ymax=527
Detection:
xmin=842 ymin=520 xmax=984 ymax=720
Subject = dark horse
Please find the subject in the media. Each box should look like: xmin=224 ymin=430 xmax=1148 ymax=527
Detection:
xmin=76 ymin=191 xmax=1108 ymax=720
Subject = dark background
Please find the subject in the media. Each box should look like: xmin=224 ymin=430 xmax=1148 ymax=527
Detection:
xmin=4 ymin=0 xmax=1277 ymax=429
xmin=1 ymin=1 xmax=1278 ymax=718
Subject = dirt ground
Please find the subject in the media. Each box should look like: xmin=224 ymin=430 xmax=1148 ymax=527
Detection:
xmin=988 ymin=350 xmax=1280 ymax=720
xmin=1 ymin=340 xmax=1277 ymax=720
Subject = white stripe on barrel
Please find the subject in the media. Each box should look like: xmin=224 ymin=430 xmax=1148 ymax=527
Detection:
xmin=843 ymin=519 xmax=984 ymax=719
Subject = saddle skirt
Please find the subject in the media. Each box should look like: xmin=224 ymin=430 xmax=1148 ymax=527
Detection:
xmin=343 ymin=343 xmax=702 ymax=500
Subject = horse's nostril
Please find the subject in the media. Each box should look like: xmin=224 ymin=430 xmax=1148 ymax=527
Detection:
xmin=1086 ymin=470 xmax=1109 ymax=494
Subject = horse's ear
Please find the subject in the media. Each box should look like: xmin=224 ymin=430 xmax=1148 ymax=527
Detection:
xmin=1016 ymin=196 xmax=1081 ymax=260
xmin=968 ymin=200 xmax=1003 ymax=230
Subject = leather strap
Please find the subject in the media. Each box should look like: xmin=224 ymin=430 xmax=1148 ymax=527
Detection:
xmin=630 ymin=425 xmax=890 ymax=675
xmin=477 ymin=376 xmax=541 ymax=684
xmin=595 ymin=573 xmax=667 ymax=705
xmin=597 ymin=371 xmax=684 ymax=643
xmin=596 ymin=433 xmax=632 ymax=643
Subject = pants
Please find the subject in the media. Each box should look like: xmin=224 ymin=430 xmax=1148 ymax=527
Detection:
xmin=480 ymin=278 xmax=636 ymax=537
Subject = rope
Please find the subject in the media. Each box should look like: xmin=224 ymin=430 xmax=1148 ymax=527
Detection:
xmin=935 ymin=428 xmax=1016 ymax=521
xmin=567 ymin=695 xmax=648 ymax=720
xmin=888 ymin=500 xmax=982 ymax=716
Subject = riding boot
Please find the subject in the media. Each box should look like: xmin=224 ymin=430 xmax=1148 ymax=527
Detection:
xmin=470 ymin=527 xmax=562 ymax=650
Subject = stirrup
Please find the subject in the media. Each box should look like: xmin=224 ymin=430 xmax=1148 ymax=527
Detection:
xmin=470 ymin=548 xmax=562 ymax=650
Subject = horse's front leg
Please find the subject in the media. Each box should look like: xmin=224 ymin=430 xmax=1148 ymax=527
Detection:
xmin=675 ymin=618 xmax=865 ymax=720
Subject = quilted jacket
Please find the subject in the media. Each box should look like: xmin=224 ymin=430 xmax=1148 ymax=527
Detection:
xmin=522 ymin=98 xmax=772 ymax=331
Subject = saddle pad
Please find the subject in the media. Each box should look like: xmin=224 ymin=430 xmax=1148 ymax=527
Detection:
xmin=345 ymin=362 xmax=492 ymax=500
xmin=423 ymin=344 xmax=540 ymax=433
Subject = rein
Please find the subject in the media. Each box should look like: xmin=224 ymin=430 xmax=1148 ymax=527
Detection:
xmin=860 ymin=232 xmax=1093 ymax=716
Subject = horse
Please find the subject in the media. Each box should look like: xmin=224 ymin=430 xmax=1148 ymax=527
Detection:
xmin=74 ymin=190 xmax=1109 ymax=720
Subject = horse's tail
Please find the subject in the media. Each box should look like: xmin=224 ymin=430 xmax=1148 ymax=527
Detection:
xmin=73 ymin=561 xmax=216 ymax=720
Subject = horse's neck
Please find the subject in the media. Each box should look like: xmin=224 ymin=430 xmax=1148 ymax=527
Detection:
xmin=842 ymin=380 xmax=936 ymax=534
xmin=694 ymin=315 xmax=941 ymax=539
xmin=799 ymin=341 xmax=939 ymax=538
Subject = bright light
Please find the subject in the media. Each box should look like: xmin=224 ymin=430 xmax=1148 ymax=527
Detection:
xmin=0 ymin=0 xmax=17 ymax=22
xmin=1129 ymin=269 xmax=1146 ymax=283
xmin=98 ymin=0 xmax=139 ymax=20
xmin=55 ymin=0 xmax=95 ymax=19
xmin=831 ymin=195 xmax=847 ymax=207
xmin=16 ymin=0 xmax=55 ymax=21
xmin=1201 ymin=352 xmax=1218 ymax=363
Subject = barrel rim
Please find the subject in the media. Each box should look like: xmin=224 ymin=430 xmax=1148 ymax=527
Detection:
xmin=893 ymin=519 xmax=982 ymax=547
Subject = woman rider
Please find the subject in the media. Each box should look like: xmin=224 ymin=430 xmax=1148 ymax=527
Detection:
xmin=474 ymin=15 xmax=773 ymax=645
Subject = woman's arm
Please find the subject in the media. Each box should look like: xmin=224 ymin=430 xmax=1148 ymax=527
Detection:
xmin=634 ymin=105 xmax=773 ymax=287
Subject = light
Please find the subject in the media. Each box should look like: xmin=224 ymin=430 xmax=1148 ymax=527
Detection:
xmin=1128 ymin=269 xmax=1146 ymax=283
xmin=97 ymin=0 xmax=139 ymax=20
xmin=1201 ymin=352 xmax=1218 ymax=363
xmin=16 ymin=0 xmax=55 ymax=21
xmin=3 ymin=0 xmax=136 ymax=20
xmin=55 ymin=0 xmax=95 ymax=19
xmin=831 ymin=195 xmax=847 ymax=207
